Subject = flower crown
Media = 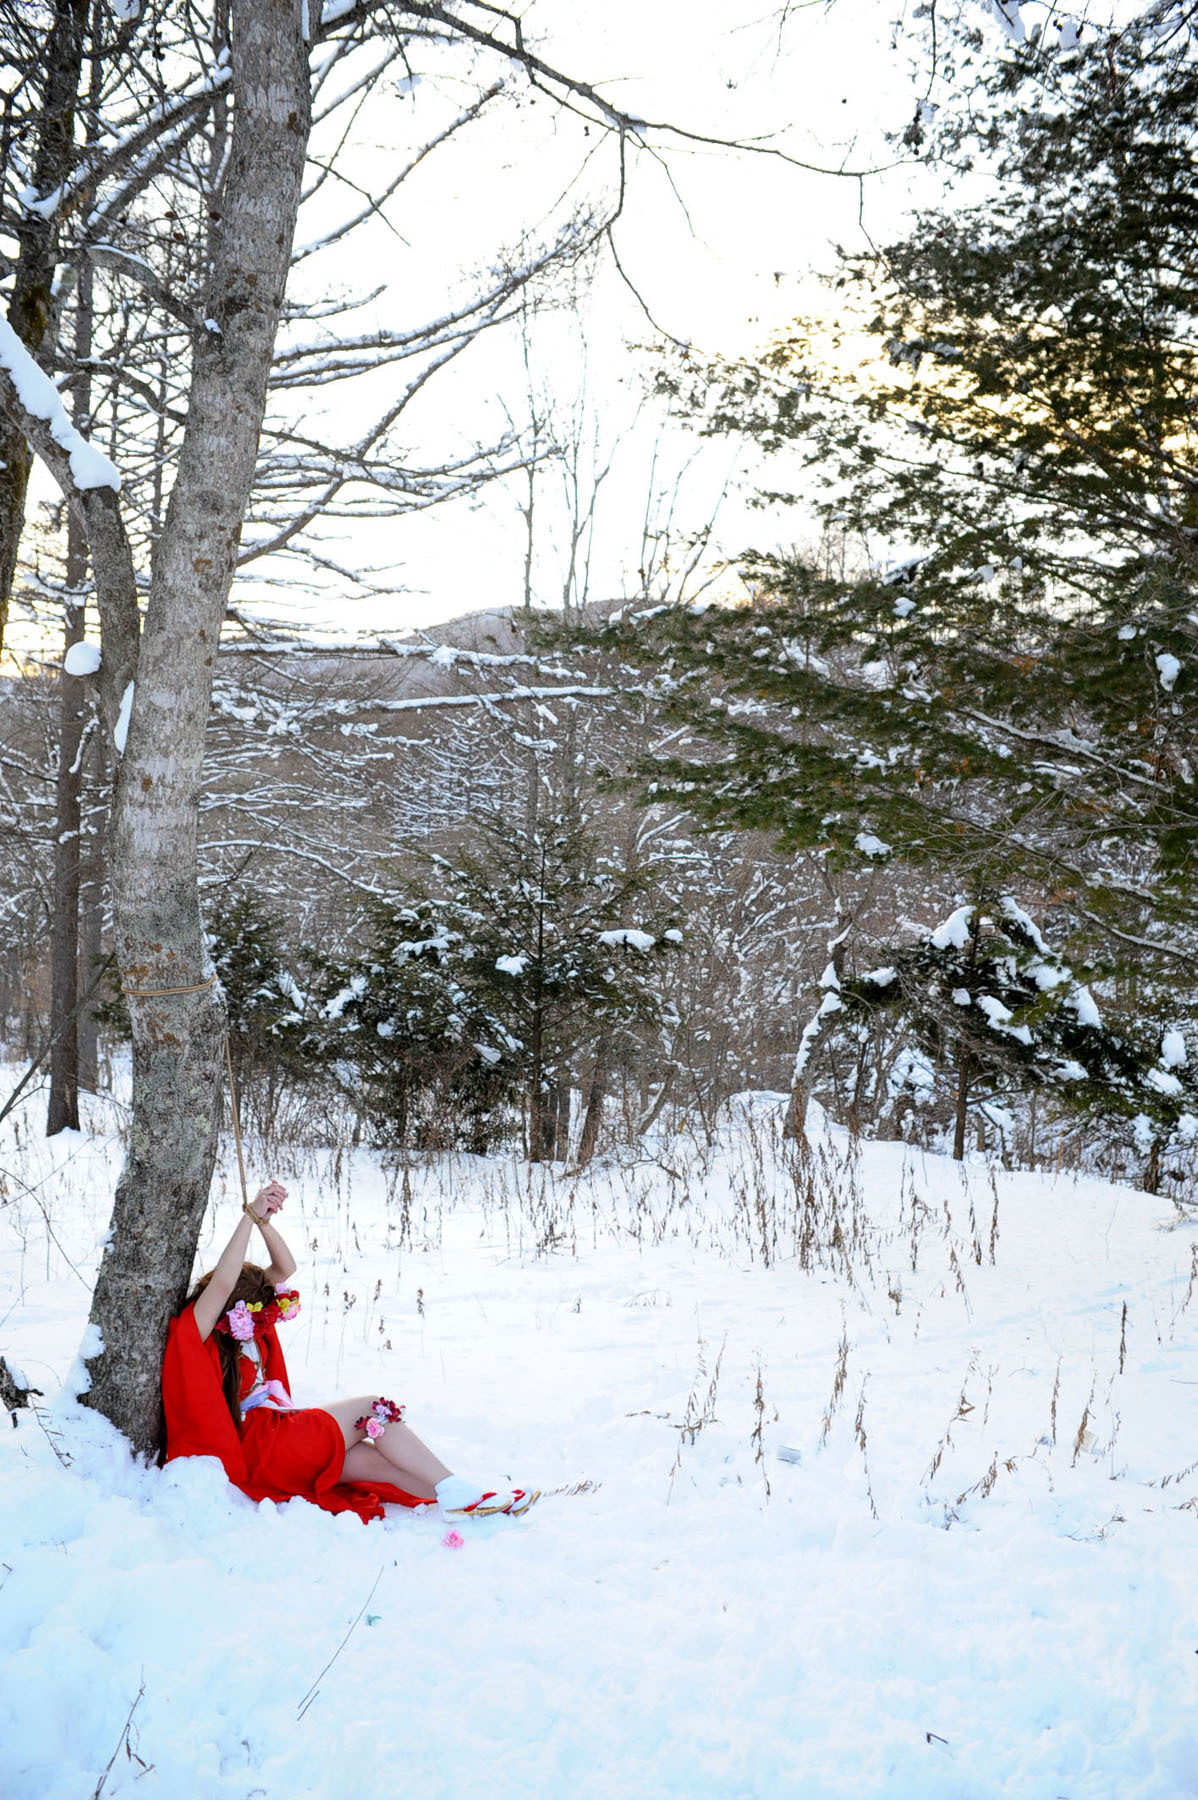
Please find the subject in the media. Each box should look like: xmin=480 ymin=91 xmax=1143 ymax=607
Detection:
xmin=216 ymin=1286 xmax=301 ymax=1342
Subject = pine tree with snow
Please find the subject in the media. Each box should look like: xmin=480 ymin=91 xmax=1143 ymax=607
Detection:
xmin=553 ymin=12 xmax=1198 ymax=1154
xmin=427 ymin=808 xmax=677 ymax=1162
xmin=621 ymin=11 xmax=1198 ymax=967
xmin=206 ymin=891 xmax=311 ymax=1122
xmin=315 ymin=896 xmax=520 ymax=1155
xmin=322 ymin=809 xmax=677 ymax=1161
xmin=838 ymin=893 xmax=1198 ymax=1181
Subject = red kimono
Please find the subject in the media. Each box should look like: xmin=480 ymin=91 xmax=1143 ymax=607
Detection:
xmin=162 ymin=1302 xmax=427 ymax=1523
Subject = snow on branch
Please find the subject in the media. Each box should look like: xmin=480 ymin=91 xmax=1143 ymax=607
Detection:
xmin=294 ymin=83 xmax=504 ymax=263
xmin=365 ymin=683 xmax=614 ymax=715
xmin=270 ymin=237 xmax=579 ymax=385
xmin=0 ymin=321 xmax=119 ymax=491
xmin=988 ymin=1 xmax=1027 ymax=44
xmin=87 ymin=245 xmax=211 ymax=339
xmin=23 ymin=68 xmax=230 ymax=227
xmin=0 ymin=330 xmax=139 ymax=733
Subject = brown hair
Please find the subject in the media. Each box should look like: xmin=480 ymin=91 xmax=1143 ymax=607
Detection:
xmin=187 ymin=1262 xmax=278 ymax=1429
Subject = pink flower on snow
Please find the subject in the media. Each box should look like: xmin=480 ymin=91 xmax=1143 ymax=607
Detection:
xmin=442 ymin=1530 xmax=464 ymax=1549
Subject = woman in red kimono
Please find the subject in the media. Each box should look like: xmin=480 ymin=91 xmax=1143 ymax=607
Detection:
xmin=163 ymin=1181 xmax=535 ymax=1524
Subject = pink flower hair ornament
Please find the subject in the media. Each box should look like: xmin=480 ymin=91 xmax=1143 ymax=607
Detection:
xmin=215 ymin=1287 xmax=302 ymax=1341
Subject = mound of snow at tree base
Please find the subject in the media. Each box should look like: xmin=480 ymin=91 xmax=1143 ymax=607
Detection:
xmin=3 ymin=1101 xmax=1198 ymax=1800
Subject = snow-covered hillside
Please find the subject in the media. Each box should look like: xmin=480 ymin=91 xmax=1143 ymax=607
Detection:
xmin=2 ymin=1093 xmax=1196 ymax=1799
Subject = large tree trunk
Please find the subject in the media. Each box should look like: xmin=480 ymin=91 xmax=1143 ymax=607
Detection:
xmin=47 ymin=240 xmax=98 ymax=1136
xmin=77 ymin=849 xmax=103 ymax=1095
xmin=81 ymin=0 xmax=313 ymax=1453
xmin=0 ymin=0 xmax=90 ymax=652
xmin=46 ymin=576 xmax=87 ymax=1136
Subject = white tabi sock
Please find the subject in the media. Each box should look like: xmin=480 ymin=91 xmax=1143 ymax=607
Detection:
xmin=434 ymin=1474 xmax=492 ymax=1513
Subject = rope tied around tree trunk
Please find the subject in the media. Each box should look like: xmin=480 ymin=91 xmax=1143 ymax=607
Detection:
xmin=120 ymin=973 xmax=220 ymax=1000
xmin=118 ymin=969 xmax=249 ymax=1209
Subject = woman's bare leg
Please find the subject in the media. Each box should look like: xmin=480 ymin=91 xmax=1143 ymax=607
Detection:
xmin=322 ymin=1396 xmax=452 ymax=1498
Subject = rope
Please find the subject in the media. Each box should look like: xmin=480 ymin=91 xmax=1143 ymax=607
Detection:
xmin=120 ymin=972 xmax=219 ymax=1000
xmin=223 ymin=1033 xmax=250 ymax=1211
xmin=117 ymin=969 xmax=249 ymax=1210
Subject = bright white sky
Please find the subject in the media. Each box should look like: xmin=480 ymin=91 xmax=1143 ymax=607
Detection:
xmin=244 ymin=0 xmax=943 ymax=641
xmin=12 ymin=0 xmax=1093 ymax=654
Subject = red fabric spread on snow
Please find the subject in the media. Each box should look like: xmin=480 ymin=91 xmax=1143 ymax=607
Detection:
xmin=162 ymin=1302 xmax=427 ymax=1523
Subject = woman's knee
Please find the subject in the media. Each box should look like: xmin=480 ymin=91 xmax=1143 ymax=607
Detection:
xmin=324 ymin=1395 xmax=406 ymax=1444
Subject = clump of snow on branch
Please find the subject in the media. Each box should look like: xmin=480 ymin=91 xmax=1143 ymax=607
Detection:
xmin=929 ymin=905 xmax=973 ymax=951
xmin=1000 ymin=896 xmax=1049 ymax=954
xmin=63 ymin=642 xmax=102 ymax=677
xmin=1072 ymin=986 xmax=1102 ymax=1029
xmin=323 ymin=975 xmax=366 ymax=1020
xmin=1146 ymin=1031 xmax=1188 ymax=1098
xmin=0 ymin=320 xmax=120 ymax=491
xmin=598 ymin=930 xmax=656 ymax=952
xmin=1155 ymin=652 xmax=1181 ymax=692
xmin=988 ymin=0 xmax=1026 ymax=42
xmin=976 ymin=993 xmax=1033 ymax=1046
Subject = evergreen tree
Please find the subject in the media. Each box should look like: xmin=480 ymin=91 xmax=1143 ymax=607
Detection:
xmin=632 ymin=12 xmax=1198 ymax=954
xmin=434 ymin=807 xmax=676 ymax=1161
xmin=316 ymin=897 xmax=520 ymax=1155
xmin=322 ymin=808 xmax=677 ymax=1160
xmin=564 ymin=13 xmax=1198 ymax=1166
xmin=206 ymin=890 xmax=311 ymax=1131
xmin=835 ymin=891 xmax=1198 ymax=1177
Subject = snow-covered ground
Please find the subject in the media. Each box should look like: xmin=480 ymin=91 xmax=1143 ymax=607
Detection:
xmin=3 ymin=1087 xmax=1198 ymax=1799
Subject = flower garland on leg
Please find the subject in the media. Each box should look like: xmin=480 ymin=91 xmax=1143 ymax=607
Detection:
xmin=354 ymin=1397 xmax=406 ymax=1440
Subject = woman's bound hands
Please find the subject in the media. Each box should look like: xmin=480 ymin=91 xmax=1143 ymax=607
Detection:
xmin=247 ymin=1180 xmax=287 ymax=1222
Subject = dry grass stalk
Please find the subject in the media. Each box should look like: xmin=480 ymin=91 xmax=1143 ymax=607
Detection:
xmin=987 ymin=1166 xmax=1001 ymax=1265
xmin=668 ymin=1331 xmax=726 ymax=1497
xmin=1147 ymin=1456 xmax=1198 ymax=1490
xmin=854 ymin=1375 xmax=878 ymax=1520
xmin=752 ymin=1356 xmax=771 ymax=1501
xmin=1071 ymin=1380 xmax=1096 ymax=1467
xmin=1050 ymin=1358 xmax=1061 ymax=1446
xmin=1168 ymin=1243 xmax=1198 ymax=1336
xmin=820 ymin=1329 xmax=850 ymax=1447
xmin=922 ymin=1364 xmax=976 ymax=1488
xmin=955 ymin=1454 xmax=1017 ymax=1507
